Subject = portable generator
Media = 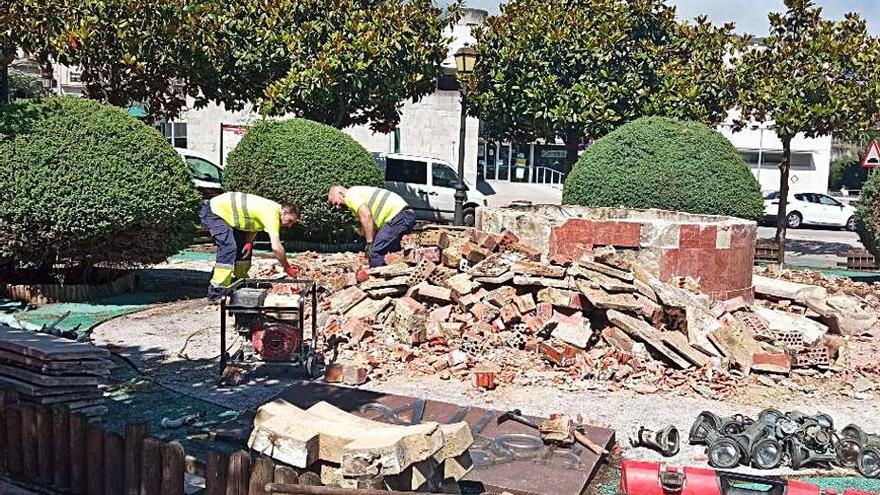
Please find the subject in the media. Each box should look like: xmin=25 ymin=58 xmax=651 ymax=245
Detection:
xmin=219 ymin=278 xmax=319 ymax=378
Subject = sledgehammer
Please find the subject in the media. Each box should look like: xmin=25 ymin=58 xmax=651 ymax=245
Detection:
xmin=497 ymin=409 xmax=540 ymax=429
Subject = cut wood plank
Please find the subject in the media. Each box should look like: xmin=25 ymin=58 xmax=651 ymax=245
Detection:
xmin=24 ymin=389 xmax=103 ymax=405
xmin=0 ymin=364 xmax=101 ymax=387
xmin=606 ymin=310 xmax=691 ymax=370
xmin=0 ymin=325 xmax=110 ymax=361
xmin=0 ymin=373 xmax=96 ymax=397
xmin=0 ymin=348 xmax=110 ymax=376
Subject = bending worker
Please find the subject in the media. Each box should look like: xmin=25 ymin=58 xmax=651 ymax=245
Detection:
xmin=200 ymin=192 xmax=301 ymax=301
xmin=328 ymin=185 xmax=416 ymax=268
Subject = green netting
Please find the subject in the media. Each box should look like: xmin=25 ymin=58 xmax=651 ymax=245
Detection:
xmin=169 ymin=249 xmax=217 ymax=262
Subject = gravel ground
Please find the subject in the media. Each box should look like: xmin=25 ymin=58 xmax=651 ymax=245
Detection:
xmin=92 ymin=270 xmax=880 ymax=480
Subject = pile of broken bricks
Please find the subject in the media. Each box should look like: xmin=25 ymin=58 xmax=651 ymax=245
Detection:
xmin=289 ymin=227 xmax=879 ymax=394
xmin=248 ymin=399 xmax=473 ymax=492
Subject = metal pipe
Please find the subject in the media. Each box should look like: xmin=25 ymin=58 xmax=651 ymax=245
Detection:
xmin=265 ymin=483 xmax=447 ymax=495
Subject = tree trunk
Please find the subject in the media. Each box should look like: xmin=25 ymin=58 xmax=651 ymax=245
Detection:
xmin=0 ymin=61 xmax=9 ymax=106
xmin=563 ymin=127 xmax=582 ymax=175
xmin=774 ymin=136 xmax=793 ymax=265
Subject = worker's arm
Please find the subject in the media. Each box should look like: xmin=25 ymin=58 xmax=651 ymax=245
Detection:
xmin=267 ymin=231 xmax=289 ymax=270
xmin=357 ymin=205 xmax=376 ymax=243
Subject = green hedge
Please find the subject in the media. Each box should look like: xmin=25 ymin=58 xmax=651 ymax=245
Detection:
xmin=223 ymin=118 xmax=384 ymax=243
xmin=856 ymin=171 xmax=880 ymax=259
xmin=563 ymin=117 xmax=764 ymax=221
xmin=0 ymin=97 xmax=201 ymax=276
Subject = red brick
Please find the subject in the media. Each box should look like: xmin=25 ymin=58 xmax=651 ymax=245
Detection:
xmin=752 ymin=352 xmax=792 ymax=374
xmin=471 ymin=364 xmax=499 ymax=390
xmin=429 ymin=304 xmax=453 ymax=322
xmin=499 ymin=230 xmax=520 ymax=249
xmin=522 ymin=314 xmax=549 ymax=334
xmin=477 ymin=232 xmax=500 ymax=251
xmin=324 ymin=363 xmax=344 ymax=383
xmin=539 ymin=341 xmax=577 ymax=367
xmin=410 ymin=246 xmax=441 ymax=264
xmin=499 ymin=303 xmax=522 ymax=325
xmin=461 ymin=242 xmax=489 ymax=264
xmin=536 ymin=302 xmax=553 ymax=319
xmin=343 ymin=318 xmax=372 ymax=343
xmin=384 ymin=252 xmax=406 ymax=265
xmin=416 ymin=284 xmax=452 ymax=302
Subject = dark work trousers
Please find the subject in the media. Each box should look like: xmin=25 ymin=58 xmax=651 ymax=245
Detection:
xmin=370 ymin=208 xmax=417 ymax=268
xmin=199 ymin=202 xmax=253 ymax=300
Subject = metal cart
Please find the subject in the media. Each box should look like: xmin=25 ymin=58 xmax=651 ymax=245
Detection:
xmin=219 ymin=278 xmax=320 ymax=379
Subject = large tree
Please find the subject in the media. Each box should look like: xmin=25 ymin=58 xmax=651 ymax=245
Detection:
xmin=194 ymin=0 xmax=461 ymax=132
xmin=0 ymin=1 xmax=67 ymax=105
xmin=466 ymin=0 xmax=742 ymax=172
xmin=735 ymin=0 xmax=880 ymax=263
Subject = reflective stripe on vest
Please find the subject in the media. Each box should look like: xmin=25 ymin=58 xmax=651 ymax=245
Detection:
xmin=368 ymin=189 xmax=392 ymax=220
xmin=228 ymin=192 xmax=253 ymax=230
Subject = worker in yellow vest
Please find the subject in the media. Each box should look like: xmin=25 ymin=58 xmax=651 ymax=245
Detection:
xmin=200 ymin=192 xmax=301 ymax=301
xmin=328 ymin=185 xmax=416 ymax=268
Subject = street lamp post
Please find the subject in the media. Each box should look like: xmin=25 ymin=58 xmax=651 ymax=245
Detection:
xmin=453 ymin=45 xmax=478 ymax=226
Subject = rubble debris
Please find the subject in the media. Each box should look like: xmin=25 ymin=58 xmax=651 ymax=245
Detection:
xmin=281 ymin=226 xmax=875 ymax=400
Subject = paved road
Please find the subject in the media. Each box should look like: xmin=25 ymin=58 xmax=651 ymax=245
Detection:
xmin=757 ymin=225 xmax=864 ymax=268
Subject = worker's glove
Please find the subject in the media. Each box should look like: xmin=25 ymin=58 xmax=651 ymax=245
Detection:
xmin=240 ymin=242 xmax=253 ymax=258
xmin=285 ymin=265 xmax=299 ymax=278
xmin=364 ymin=242 xmax=373 ymax=259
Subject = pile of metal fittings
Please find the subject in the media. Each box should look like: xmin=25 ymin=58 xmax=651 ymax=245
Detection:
xmin=689 ymin=409 xmax=880 ymax=476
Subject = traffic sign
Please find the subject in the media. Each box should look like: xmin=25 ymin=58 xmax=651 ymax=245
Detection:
xmin=862 ymin=139 xmax=880 ymax=170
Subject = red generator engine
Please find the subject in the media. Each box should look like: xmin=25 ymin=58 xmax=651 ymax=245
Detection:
xmin=251 ymin=318 xmax=300 ymax=362
xmin=220 ymin=279 xmax=320 ymax=378
xmin=621 ymin=460 xmax=877 ymax=495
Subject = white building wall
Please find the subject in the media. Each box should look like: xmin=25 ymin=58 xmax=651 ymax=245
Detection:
xmin=719 ymin=125 xmax=832 ymax=194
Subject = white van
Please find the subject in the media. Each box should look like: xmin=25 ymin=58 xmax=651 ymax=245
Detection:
xmin=372 ymin=152 xmax=488 ymax=227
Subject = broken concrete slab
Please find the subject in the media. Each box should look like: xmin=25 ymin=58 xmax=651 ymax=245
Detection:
xmin=391 ymin=297 xmax=427 ymax=345
xmin=551 ymin=319 xmax=593 ymax=349
xmin=578 ymin=269 xmax=637 ymax=293
xmin=345 ymin=297 xmax=393 ymax=321
xmin=606 ymin=310 xmax=691 ymax=369
xmin=537 ymin=287 xmax=587 ymax=310
xmin=753 ymin=275 xmax=828 ymax=304
xmin=751 ymin=305 xmax=828 ymax=346
xmin=513 ymin=274 xmax=572 ymax=289
xmin=576 ymin=282 xmax=640 ymax=312
xmin=601 ymin=326 xmax=636 ymax=353
xmin=660 ymin=331 xmax=712 ymax=367
xmin=710 ymin=315 xmax=763 ymax=373
xmin=808 ymin=294 xmax=879 ymax=337
xmin=444 ymin=273 xmax=478 ymax=297
xmin=328 ymin=286 xmax=368 ymax=315
xmin=576 ymin=259 xmax=634 ymax=282
xmin=513 ymin=261 xmax=566 ymax=278
xmin=515 ymin=293 xmax=537 ymax=314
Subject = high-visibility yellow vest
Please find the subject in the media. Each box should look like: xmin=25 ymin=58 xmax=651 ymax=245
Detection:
xmin=209 ymin=192 xmax=281 ymax=235
xmin=343 ymin=186 xmax=408 ymax=228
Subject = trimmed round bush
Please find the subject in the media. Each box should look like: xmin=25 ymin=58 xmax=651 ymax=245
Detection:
xmin=0 ymin=97 xmax=201 ymax=279
xmin=563 ymin=117 xmax=764 ymax=221
xmin=856 ymin=171 xmax=880 ymax=258
xmin=223 ymin=118 xmax=384 ymax=243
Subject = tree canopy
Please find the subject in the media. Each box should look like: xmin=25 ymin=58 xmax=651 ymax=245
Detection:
xmin=465 ymin=0 xmax=742 ymax=171
xmin=734 ymin=0 xmax=880 ymax=261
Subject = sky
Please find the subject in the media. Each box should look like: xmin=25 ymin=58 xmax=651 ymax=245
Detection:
xmin=453 ymin=0 xmax=880 ymax=35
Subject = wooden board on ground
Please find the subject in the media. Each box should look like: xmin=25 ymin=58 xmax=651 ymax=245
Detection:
xmin=0 ymin=364 xmax=101 ymax=387
xmin=0 ymin=325 xmax=110 ymax=361
xmin=0 ymin=374 xmax=97 ymax=397
xmin=0 ymin=348 xmax=110 ymax=376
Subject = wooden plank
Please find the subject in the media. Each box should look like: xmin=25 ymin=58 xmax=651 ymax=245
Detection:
xmin=5 ymin=406 xmax=22 ymax=477
xmin=273 ymin=465 xmax=298 ymax=484
xmin=71 ymin=404 xmax=108 ymax=418
xmin=140 ymin=438 xmax=162 ymax=495
xmin=226 ymin=450 xmax=251 ymax=495
xmin=0 ymin=363 xmax=101 ymax=387
xmin=248 ymin=456 xmax=274 ymax=495
xmin=0 ymin=373 xmax=97 ymax=397
xmin=0 ymin=325 xmax=110 ymax=360
xmin=52 ymin=406 xmax=71 ymax=491
xmin=86 ymin=423 xmax=105 ymax=495
xmin=161 ymin=441 xmax=185 ymax=495
xmin=36 ymin=407 xmax=53 ymax=485
xmin=21 ymin=405 xmax=37 ymax=481
xmin=70 ymin=413 xmax=87 ymax=495
xmin=204 ymin=451 xmax=228 ymax=495
xmin=0 ymin=348 xmax=110 ymax=376
xmin=124 ymin=422 xmax=151 ymax=495
xmin=104 ymin=431 xmax=124 ymax=495
xmin=24 ymin=388 xmax=103 ymax=405
xmin=0 ymin=388 xmax=16 ymax=474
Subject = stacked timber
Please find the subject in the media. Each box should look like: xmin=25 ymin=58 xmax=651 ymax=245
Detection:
xmin=249 ymin=399 xmax=473 ymax=493
xmin=0 ymin=325 xmax=110 ymax=417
